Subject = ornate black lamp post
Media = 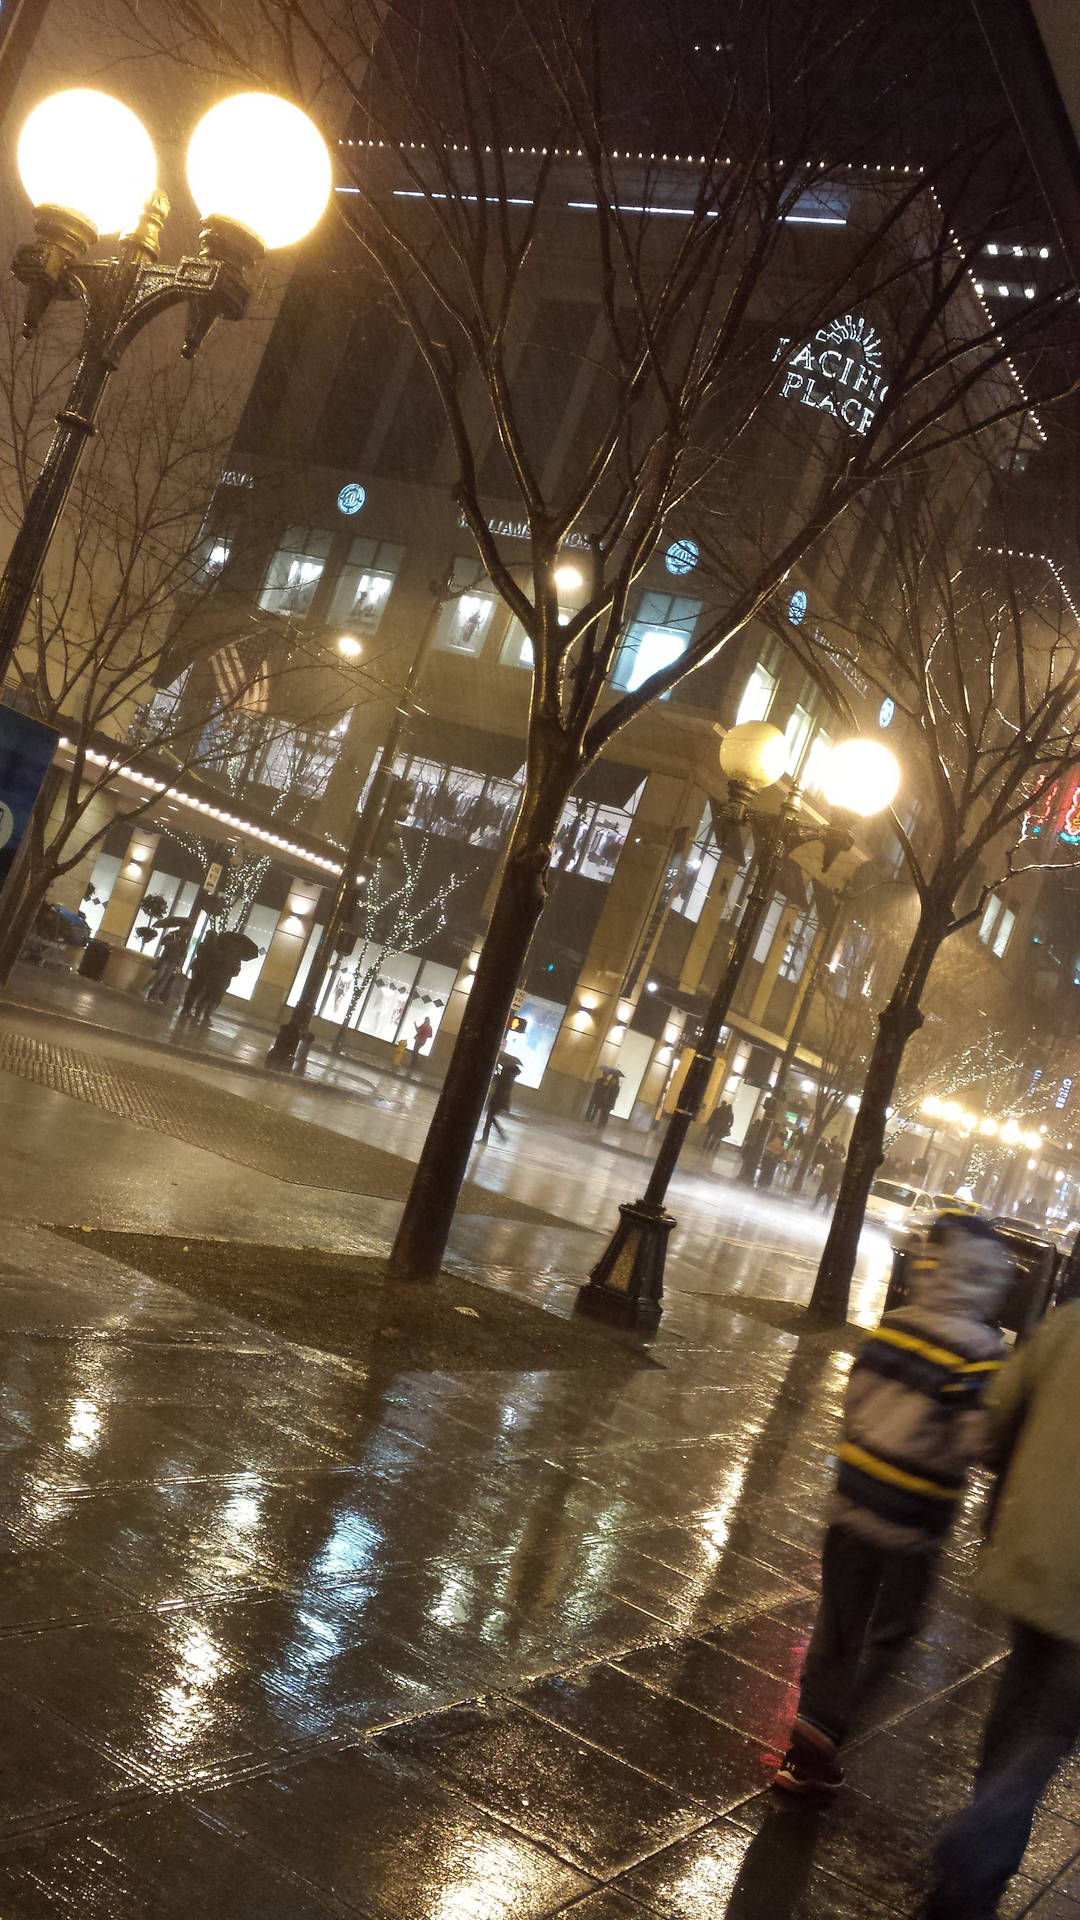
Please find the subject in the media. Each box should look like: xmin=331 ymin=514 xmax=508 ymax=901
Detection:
xmin=577 ymin=722 xmax=900 ymax=1333
xmin=0 ymin=86 xmax=332 ymax=682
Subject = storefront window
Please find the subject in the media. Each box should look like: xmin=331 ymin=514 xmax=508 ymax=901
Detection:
xmin=327 ymin=538 xmax=404 ymax=634
xmin=224 ymin=904 xmax=280 ymax=1001
xmin=778 ymin=907 xmax=818 ymax=983
xmin=434 ymin=559 xmax=500 ymax=656
xmin=80 ymin=852 xmax=122 ymax=934
xmin=500 ymin=604 xmax=573 ymax=668
xmin=503 ymin=992 xmax=565 ymax=1088
xmin=254 ymin=713 xmax=349 ymax=800
xmin=124 ymin=872 xmax=197 ymax=953
xmin=552 ymin=788 xmax=640 ymax=883
xmin=612 ymin=592 xmax=701 ymax=693
xmin=258 ymin=527 xmax=332 ymax=615
xmin=671 ymin=808 xmax=720 ymax=923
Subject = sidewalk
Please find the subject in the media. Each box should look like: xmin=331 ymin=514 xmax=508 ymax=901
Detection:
xmin=1 ymin=962 xmax=737 ymax=1176
xmin=1 ymin=1216 xmax=1076 ymax=1917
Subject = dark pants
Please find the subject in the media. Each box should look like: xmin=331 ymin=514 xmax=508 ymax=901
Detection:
xmin=180 ymin=976 xmax=207 ymax=1017
xmin=797 ymin=1525 xmax=936 ymax=1745
xmin=481 ymin=1104 xmax=508 ymax=1143
xmin=923 ymin=1622 xmax=1080 ymax=1919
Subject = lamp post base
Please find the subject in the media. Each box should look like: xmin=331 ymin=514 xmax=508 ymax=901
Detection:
xmin=265 ymin=1019 xmax=305 ymax=1072
xmin=575 ymin=1199 xmax=674 ymax=1333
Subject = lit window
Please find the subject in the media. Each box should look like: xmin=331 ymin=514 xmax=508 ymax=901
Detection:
xmin=779 ymin=907 xmax=818 ymax=982
xmin=670 ymin=807 xmax=720 ymax=923
xmin=801 ymin=729 xmax=835 ymax=798
xmin=434 ymin=558 xmax=499 ymax=656
xmin=612 ymin=592 xmax=701 ymax=692
xmin=501 ymin=606 xmax=573 ymax=669
xmin=259 ymin=526 xmax=332 ymax=615
xmin=992 ymin=906 xmax=1016 ymax=959
xmin=978 ymin=897 xmax=1003 ymax=945
xmin=783 ymin=703 xmax=815 ymax=776
xmin=328 ymin=538 xmax=404 ymax=634
xmin=752 ymin=898 xmax=784 ymax=964
xmin=737 ymin=660 xmax=779 ymax=725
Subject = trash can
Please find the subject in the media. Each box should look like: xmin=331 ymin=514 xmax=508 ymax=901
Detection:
xmin=78 ymin=936 xmax=111 ymax=982
xmin=990 ymin=1220 xmax=1062 ymax=1339
xmin=881 ymin=1220 xmax=1059 ymax=1340
xmin=883 ymin=1240 xmax=912 ymax=1312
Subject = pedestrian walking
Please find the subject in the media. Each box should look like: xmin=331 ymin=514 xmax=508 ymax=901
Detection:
xmin=759 ymin=1124 xmax=787 ymax=1190
xmin=411 ymin=1015 xmax=433 ymax=1067
xmin=145 ymin=926 xmax=186 ymax=1004
xmin=595 ymin=1067 xmax=622 ymax=1132
xmin=480 ymin=1052 xmax=521 ymax=1144
xmin=918 ymin=1300 xmax=1080 ymax=1919
xmin=814 ymin=1138 xmax=844 ymax=1211
xmin=705 ymin=1098 xmax=734 ymax=1153
xmin=738 ymin=1112 xmax=769 ymax=1185
xmin=586 ymin=1066 xmax=619 ymax=1126
xmin=195 ymin=945 xmax=245 ymax=1023
xmin=773 ymin=1211 xmax=1012 ymax=1795
xmin=179 ymin=927 xmax=221 ymax=1020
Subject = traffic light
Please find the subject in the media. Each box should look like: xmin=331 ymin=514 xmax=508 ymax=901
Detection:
xmin=369 ymin=774 xmax=415 ymax=866
xmin=508 ymin=1014 xmax=528 ymax=1034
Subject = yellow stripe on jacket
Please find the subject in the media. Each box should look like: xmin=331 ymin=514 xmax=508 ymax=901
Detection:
xmin=872 ymin=1325 xmax=999 ymax=1374
xmin=837 ymin=1441 xmax=958 ymax=1499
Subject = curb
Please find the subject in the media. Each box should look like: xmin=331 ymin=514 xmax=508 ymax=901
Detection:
xmin=0 ymin=991 xmax=430 ymax=1103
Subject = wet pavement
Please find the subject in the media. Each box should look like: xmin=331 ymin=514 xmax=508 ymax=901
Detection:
xmin=0 ymin=975 xmax=895 ymax=1322
xmin=3 ymin=987 xmax=1080 ymax=1913
xmin=4 ymin=1221 xmax=1080 ymax=1917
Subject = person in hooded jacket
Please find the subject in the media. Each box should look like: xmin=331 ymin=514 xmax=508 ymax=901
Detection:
xmin=918 ymin=1297 xmax=1080 ymax=1918
xmin=773 ymin=1211 xmax=1012 ymax=1795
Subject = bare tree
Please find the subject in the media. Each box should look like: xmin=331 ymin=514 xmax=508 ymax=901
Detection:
xmin=322 ymin=830 xmax=460 ymax=1055
xmin=797 ymin=978 xmax=876 ymax=1190
xmin=0 ymin=280 xmax=374 ymax=979
xmin=804 ymin=469 xmax=1080 ymax=1318
xmin=108 ymin=0 xmax=1078 ymax=1278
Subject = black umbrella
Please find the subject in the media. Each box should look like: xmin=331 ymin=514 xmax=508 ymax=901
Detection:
xmin=215 ymin=930 xmax=260 ymax=965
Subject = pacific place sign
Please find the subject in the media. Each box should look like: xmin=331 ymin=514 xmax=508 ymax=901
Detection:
xmin=772 ymin=313 xmax=887 ymax=435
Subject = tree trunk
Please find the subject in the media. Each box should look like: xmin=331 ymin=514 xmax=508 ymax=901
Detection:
xmin=0 ymin=855 xmax=56 ymax=984
xmin=387 ymin=739 xmax=577 ymax=1281
xmin=808 ymin=896 xmax=953 ymax=1322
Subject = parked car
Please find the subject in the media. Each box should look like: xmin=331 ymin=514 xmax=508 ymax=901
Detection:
xmin=931 ymin=1192 xmax=988 ymax=1217
xmin=864 ymin=1177 xmax=936 ymax=1235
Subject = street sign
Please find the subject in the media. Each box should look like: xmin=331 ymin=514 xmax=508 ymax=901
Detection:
xmin=511 ymin=988 xmax=525 ymax=1011
xmin=204 ymin=861 xmax=224 ymax=894
xmin=0 ymin=705 xmax=59 ymax=897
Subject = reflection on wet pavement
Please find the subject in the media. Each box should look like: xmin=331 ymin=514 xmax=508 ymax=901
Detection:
xmin=3 ymin=1213 xmax=1076 ymax=1919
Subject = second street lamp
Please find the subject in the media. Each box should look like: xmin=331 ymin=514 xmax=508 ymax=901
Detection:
xmin=577 ymin=723 xmax=900 ymax=1333
xmin=0 ymin=87 xmax=331 ymax=683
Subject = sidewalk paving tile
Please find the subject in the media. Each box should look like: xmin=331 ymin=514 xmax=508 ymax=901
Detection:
xmin=0 ymin=1801 xmax=362 ymax=1918
xmin=614 ymin=1813 xmax=901 ymax=1918
xmin=376 ymin=1700 xmax=710 ymax=1876
xmin=519 ymin=1663 xmax=769 ymax=1807
xmin=195 ymin=1742 xmax=596 ymax=1918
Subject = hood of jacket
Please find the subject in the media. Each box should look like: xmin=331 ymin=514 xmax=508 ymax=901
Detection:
xmin=900 ymin=1220 xmax=1014 ymax=1327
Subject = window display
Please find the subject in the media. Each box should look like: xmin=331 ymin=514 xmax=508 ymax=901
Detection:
xmin=613 ymin=592 xmax=701 ymax=693
xmin=503 ymin=993 xmax=565 ymax=1089
xmin=259 ymin=527 xmax=332 ymax=615
xmin=327 ymin=538 xmax=404 ymax=633
xmin=434 ymin=558 xmax=500 ymax=655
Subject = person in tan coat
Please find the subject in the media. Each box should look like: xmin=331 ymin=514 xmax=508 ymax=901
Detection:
xmin=919 ymin=1299 xmax=1080 ymax=1918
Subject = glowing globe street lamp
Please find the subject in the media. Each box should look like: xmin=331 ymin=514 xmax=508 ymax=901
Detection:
xmin=577 ymin=722 xmax=900 ymax=1332
xmin=0 ymin=88 xmax=331 ymax=679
